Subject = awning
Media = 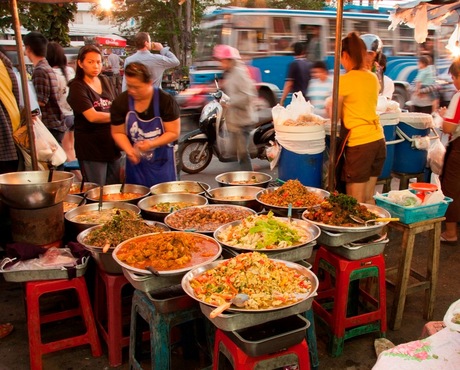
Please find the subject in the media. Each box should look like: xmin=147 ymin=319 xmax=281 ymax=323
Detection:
xmin=94 ymin=34 xmax=127 ymax=48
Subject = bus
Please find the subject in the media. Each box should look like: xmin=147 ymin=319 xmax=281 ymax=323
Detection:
xmin=189 ymin=6 xmax=456 ymax=108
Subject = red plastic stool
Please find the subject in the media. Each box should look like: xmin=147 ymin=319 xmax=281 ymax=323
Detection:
xmin=312 ymin=246 xmax=387 ymax=357
xmin=25 ymin=276 xmax=102 ymax=370
xmin=94 ymin=268 xmax=138 ymax=367
xmin=213 ymin=328 xmax=311 ymax=369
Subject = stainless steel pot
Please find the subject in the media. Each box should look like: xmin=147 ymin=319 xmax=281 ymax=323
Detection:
xmin=63 ymin=194 xmax=86 ymax=213
xmin=85 ymin=184 xmax=150 ymax=205
xmin=68 ymin=182 xmax=99 ymax=196
xmin=215 ymin=171 xmax=272 ymax=188
xmin=205 ymin=186 xmax=264 ymax=212
xmin=150 ymin=181 xmax=210 ymax=195
xmin=0 ymin=171 xmax=74 ymax=209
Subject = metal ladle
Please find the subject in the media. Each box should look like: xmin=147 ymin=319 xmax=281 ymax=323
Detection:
xmin=146 ymin=265 xmax=160 ymax=276
xmin=349 ymin=215 xmax=399 ymax=226
xmin=210 ymin=293 xmax=249 ymax=318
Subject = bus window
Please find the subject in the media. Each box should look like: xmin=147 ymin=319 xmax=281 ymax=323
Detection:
xmin=237 ymin=30 xmax=259 ymax=54
xmin=345 ymin=19 xmax=369 ymax=35
xmin=273 ymin=17 xmax=292 ymax=34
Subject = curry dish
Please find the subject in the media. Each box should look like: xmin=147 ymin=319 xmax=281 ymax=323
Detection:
xmin=258 ymin=179 xmax=323 ymax=208
xmin=101 ymin=192 xmax=144 ymax=201
xmin=116 ymin=232 xmax=220 ymax=271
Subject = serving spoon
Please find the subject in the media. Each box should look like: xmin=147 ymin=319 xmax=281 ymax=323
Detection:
xmin=146 ymin=265 xmax=160 ymax=276
xmin=349 ymin=215 xmax=399 ymax=226
xmin=197 ymin=182 xmax=213 ymax=198
xmin=210 ymin=293 xmax=249 ymax=318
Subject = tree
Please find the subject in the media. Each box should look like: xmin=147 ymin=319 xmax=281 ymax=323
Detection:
xmin=266 ymin=0 xmax=324 ymax=10
xmin=0 ymin=2 xmax=76 ymax=46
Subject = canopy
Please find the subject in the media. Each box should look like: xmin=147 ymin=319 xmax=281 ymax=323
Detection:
xmin=95 ymin=34 xmax=127 ymax=48
xmin=389 ymin=0 xmax=460 ymax=43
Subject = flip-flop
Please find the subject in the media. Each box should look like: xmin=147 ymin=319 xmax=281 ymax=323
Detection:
xmin=440 ymin=234 xmax=458 ymax=245
xmin=0 ymin=323 xmax=13 ymax=339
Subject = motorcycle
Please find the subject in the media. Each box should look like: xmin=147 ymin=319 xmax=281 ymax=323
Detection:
xmin=177 ymin=82 xmax=275 ymax=174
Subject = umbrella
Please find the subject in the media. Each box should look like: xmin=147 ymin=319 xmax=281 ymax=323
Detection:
xmin=95 ymin=34 xmax=127 ymax=48
xmin=389 ymin=0 xmax=460 ymax=43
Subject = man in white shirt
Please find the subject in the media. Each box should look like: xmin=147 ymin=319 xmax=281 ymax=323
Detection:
xmin=122 ymin=32 xmax=179 ymax=91
xmin=106 ymin=48 xmax=122 ymax=95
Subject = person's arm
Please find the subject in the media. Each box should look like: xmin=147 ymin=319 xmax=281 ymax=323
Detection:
xmin=135 ymin=118 xmax=180 ymax=152
xmin=152 ymin=42 xmax=180 ymax=68
xmin=32 ymin=68 xmax=50 ymax=107
xmin=81 ymin=108 xmax=111 ymax=124
xmin=279 ymin=80 xmax=294 ymax=106
xmin=441 ymin=93 xmax=460 ymax=134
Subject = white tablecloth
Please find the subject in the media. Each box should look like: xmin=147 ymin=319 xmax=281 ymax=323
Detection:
xmin=373 ymin=328 xmax=460 ymax=370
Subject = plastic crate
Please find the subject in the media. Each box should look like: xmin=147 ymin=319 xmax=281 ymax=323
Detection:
xmin=374 ymin=194 xmax=452 ymax=224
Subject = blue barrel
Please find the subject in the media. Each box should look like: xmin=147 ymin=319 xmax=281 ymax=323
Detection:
xmin=278 ymin=148 xmax=323 ymax=188
xmin=379 ymin=119 xmax=399 ymax=180
xmin=393 ymin=120 xmax=430 ymax=174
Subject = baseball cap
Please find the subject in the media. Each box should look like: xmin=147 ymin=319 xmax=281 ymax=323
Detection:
xmin=212 ymin=44 xmax=241 ymax=60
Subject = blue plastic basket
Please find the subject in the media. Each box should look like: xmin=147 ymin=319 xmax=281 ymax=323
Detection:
xmin=374 ymin=193 xmax=452 ymax=224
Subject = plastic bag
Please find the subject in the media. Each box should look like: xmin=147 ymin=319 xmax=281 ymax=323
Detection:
xmin=266 ymin=140 xmax=281 ymax=170
xmin=271 ymin=92 xmax=320 ymax=127
xmin=427 ymin=138 xmax=446 ymax=175
xmin=33 ymin=117 xmax=66 ymax=166
xmin=384 ymin=189 xmax=422 ymax=207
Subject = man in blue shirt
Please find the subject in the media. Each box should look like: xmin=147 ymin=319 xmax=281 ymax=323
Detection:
xmin=122 ymin=32 xmax=179 ymax=91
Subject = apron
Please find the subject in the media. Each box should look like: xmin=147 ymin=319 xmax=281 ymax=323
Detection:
xmin=125 ymin=88 xmax=176 ymax=187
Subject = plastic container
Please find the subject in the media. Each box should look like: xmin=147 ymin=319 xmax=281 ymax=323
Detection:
xmin=393 ymin=119 xmax=430 ymax=174
xmin=379 ymin=118 xmax=402 ymax=179
xmin=278 ymin=148 xmax=323 ymax=188
xmin=225 ymin=314 xmax=309 ymax=357
xmin=374 ymin=193 xmax=452 ymax=224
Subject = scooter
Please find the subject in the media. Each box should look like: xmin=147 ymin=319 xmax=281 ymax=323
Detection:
xmin=177 ymin=81 xmax=275 ymax=174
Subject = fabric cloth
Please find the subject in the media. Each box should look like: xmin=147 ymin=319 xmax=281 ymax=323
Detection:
xmin=339 ymin=69 xmax=384 ymax=147
xmin=372 ymin=327 xmax=460 ymax=370
xmin=31 ymin=59 xmax=65 ymax=133
xmin=53 ymin=65 xmax=75 ymax=117
xmin=440 ymin=90 xmax=460 ymax=223
xmin=122 ymin=48 xmax=179 ymax=90
xmin=67 ymin=76 xmax=120 ymax=164
xmin=0 ymin=54 xmax=20 ymax=163
xmin=307 ymin=75 xmax=333 ymax=117
xmin=284 ymin=57 xmax=312 ymax=99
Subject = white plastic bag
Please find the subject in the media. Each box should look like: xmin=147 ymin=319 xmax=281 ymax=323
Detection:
xmin=427 ymin=138 xmax=446 ymax=175
xmin=33 ymin=116 xmax=66 ymax=166
xmin=385 ymin=189 xmax=422 ymax=207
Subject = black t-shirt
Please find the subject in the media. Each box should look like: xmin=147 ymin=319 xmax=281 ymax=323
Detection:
xmin=67 ymin=76 xmax=120 ymax=161
xmin=111 ymin=89 xmax=180 ymax=126
xmin=286 ymin=58 xmax=312 ymax=98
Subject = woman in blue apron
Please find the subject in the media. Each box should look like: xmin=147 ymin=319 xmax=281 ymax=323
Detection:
xmin=111 ymin=62 xmax=181 ymax=187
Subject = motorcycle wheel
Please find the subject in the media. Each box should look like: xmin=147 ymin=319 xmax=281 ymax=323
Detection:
xmin=178 ymin=139 xmax=213 ymax=174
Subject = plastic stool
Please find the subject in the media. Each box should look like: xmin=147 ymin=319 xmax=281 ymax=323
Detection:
xmin=129 ymin=289 xmax=202 ymax=370
xmin=312 ymin=247 xmax=387 ymax=357
xmin=25 ymin=277 xmax=102 ymax=370
xmin=63 ymin=160 xmax=80 ymax=171
xmin=213 ymin=328 xmax=310 ymax=370
xmin=303 ymin=308 xmax=319 ymax=370
xmin=94 ymin=269 xmax=141 ymax=367
xmin=391 ymin=171 xmax=425 ymax=190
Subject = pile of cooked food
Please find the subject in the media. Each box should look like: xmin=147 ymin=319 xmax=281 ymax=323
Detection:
xmin=304 ymin=192 xmax=378 ymax=227
xmin=190 ymin=252 xmax=313 ymax=310
xmin=101 ymin=192 xmax=145 ymax=201
xmin=226 ymin=175 xmax=261 ymax=185
xmin=258 ymin=179 xmax=323 ymax=208
xmin=81 ymin=210 xmax=165 ymax=249
xmin=165 ymin=205 xmax=253 ymax=232
xmin=216 ymin=211 xmax=311 ymax=250
xmin=115 ymin=232 xmax=219 ymax=271
xmin=148 ymin=201 xmax=196 ymax=213
xmin=282 ymin=113 xmax=326 ymax=126
xmin=69 ymin=207 xmax=138 ymax=224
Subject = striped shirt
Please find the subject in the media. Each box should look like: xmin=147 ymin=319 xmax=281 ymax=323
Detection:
xmin=307 ymin=76 xmax=333 ymax=117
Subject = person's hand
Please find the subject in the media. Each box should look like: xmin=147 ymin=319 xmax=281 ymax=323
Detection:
xmin=134 ymin=140 xmax=154 ymax=152
xmin=151 ymin=42 xmax=163 ymax=51
xmin=438 ymin=106 xmax=447 ymax=118
xmin=126 ymin=148 xmax=141 ymax=165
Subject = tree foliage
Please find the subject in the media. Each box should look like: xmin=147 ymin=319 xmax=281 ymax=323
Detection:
xmin=0 ymin=3 xmax=76 ymax=46
xmin=266 ymin=0 xmax=325 ymax=10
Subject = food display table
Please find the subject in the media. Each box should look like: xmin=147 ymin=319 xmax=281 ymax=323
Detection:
xmin=385 ymin=217 xmax=444 ymax=330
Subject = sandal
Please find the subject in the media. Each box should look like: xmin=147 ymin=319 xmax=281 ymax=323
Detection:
xmin=0 ymin=323 xmax=13 ymax=339
xmin=441 ymin=234 xmax=458 ymax=245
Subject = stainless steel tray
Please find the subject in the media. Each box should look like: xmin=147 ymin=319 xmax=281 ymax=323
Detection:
xmin=122 ymin=268 xmax=184 ymax=292
xmin=0 ymin=256 xmax=89 ymax=282
xmin=325 ymin=234 xmax=389 ymax=260
xmin=199 ymin=296 xmax=314 ymax=331
xmin=145 ymin=285 xmax=198 ymax=314
xmin=317 ymin=227 xmax=384 ymax=247
xmin=222 ymin=241 xmax=316 ymax=262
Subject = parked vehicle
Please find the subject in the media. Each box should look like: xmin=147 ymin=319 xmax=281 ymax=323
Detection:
xmin=177 ymin=82 xmax=275 ymax=174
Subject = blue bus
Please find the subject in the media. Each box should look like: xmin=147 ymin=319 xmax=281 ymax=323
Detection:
xmin=189 ymin=6 xmax=455 ymax=107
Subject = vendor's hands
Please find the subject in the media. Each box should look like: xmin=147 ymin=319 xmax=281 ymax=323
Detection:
xmin=126 ymin=148 xmax=141 ymax=165
xmin=134 ymin=140 xmax=153 ymax=153
xmin=438 ymin=106 xmax=447 ymax=118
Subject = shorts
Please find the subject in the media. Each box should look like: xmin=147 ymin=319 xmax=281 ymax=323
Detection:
xmin=341 ymin=139 xmax=386 ymax=183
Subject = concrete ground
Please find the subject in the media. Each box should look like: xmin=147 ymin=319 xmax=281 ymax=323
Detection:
xmin=1 ymin=154 xmax=458 ymax=370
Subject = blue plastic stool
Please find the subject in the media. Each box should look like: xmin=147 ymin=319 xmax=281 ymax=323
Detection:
xmin=63 ymin=160 xmax=80 ymax=171
xmin=129 ymin=289 xmax=203 ymax=370
xmin=303 ymin=308 xmax=319 ymax=370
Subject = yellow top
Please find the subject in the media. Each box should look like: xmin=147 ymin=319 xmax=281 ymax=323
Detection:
xmin=0 ymin=60 xmax=20 ymax=132
xmin=339 ymin=70 xmax=383 ymax=147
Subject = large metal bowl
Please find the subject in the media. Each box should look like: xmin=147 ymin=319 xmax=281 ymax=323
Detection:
xmin=64 ymin=202 xmax=140 ymax=239
xmin=150 ymin=181 xmax=210 ymax=195
xmin=256 ymin=186 xmax=329 ymax=217
xmin=68 ymin=182 xmax=99 ymax=195
xmin=0 ymin=171 xmax=74 ymax=209
xmin=215 ymin=171 xmax=272 ymax=188
xmin=205 ymin=186 xmax=264 ymax=212
xmin=85 ymin=184 xmax=150 ymax=204
xmin=77 ymin=221 xmax=169 ymax=274
xmin=137 ymin=193 xmax=208 ymax=222
xmin=63 ymin=194 xmax=86 ymax=213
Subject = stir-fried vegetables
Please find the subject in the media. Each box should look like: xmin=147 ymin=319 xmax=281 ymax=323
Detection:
xmin=190 ymin=252 xmax=312 ymax=310
xmin=217 ymin=211 xmax=311 ymax=250
xmin=258 ymin=179 xmax=323 ymax=207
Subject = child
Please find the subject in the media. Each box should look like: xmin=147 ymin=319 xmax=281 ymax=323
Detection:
xmin=414 ymin=55 xmax=438 ymax=112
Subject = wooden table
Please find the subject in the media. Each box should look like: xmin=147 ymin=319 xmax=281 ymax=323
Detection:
xmin=385 ymin=217 xmax=444 ymax=330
